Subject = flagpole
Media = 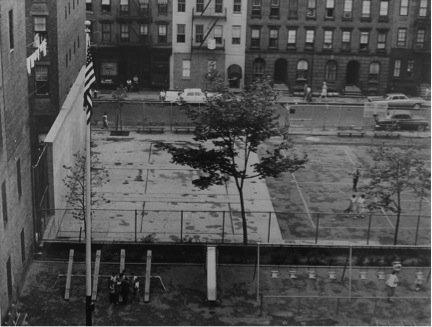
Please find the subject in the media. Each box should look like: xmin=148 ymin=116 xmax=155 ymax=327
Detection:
xmin=84 ymin=20 xmax=93 ymax=326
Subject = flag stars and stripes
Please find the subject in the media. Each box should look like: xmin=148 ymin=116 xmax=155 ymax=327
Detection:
xmin=84 ymin=48 xmax=96 ymax=124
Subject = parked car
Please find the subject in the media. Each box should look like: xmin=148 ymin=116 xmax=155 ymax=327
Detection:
xmin=160 ymin=90 xmax=182 ymax=103
xmin=374 ymin=112 xmax=429 ymax=131
xmin=368 ymin=93 xmax=426 ymax=109
xmin=178 ymin=88 xmax=221 ymax=104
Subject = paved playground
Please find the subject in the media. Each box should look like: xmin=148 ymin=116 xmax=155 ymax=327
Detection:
xmin=263 ymin=135 xmax=431 ymax=246
xmin=54 ymin=131 xmax=282 ymax=243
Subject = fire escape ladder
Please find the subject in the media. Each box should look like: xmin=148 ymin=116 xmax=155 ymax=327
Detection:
xmin=201 ymin=0 xmax=213 ymax=16
xmin=198 ymin=18 xmax=219 ymax=48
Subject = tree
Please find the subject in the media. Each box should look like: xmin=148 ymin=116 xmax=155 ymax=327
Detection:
xmin=63 ymin=151 xmax=109 ymax=229
xmin=112 ymin=86 xmax=128 ymax=131
xmin=158 ymin=77 xmax=308 ymax=244
xmin=363 ymin=145 xmax=430 ymax=245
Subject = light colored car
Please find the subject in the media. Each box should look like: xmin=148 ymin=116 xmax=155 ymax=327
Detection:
xmin=178 ymin=88 xmax=221 ymax=104
xmin=160 ymin=90 xmax=182 ymax=103
xmin=368 ymin=93 xmax=426 ymax=109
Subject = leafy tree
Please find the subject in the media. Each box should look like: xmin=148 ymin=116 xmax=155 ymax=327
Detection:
xmin=112 ymin=86 xmax=128 ymax=131
xmin=158 ymin=77 xmax=308 ymax=244
xmin=363 ymin=145 xmax=430 ymax=245
xmin=63 ymin=151 xmax=109 ymax=229
xmin=204 ymin=68 xmax=225 ymax=92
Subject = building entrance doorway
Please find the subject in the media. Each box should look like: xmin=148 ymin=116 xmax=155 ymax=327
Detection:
xmin=274 ymin=58 xmax=288 ymax=84
xmin=346 ymin=60 xmax=360 ymax=85
xmin=227 ymin=64 xmax=242 ymax=88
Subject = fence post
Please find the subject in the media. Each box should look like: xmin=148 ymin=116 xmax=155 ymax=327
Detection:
xmin=256 ymin=242 xmax=260 ymax=304
xmin=315 ymin=213 xmax=320 ymax=244
xmin=221 ymin=211 xmax=225 ymax=243
xmin=134 ymin=209 xmax=137 ymax=243
xmin=366 ymin=213 xmax=373 ymax=245
xmin=267 ymin=212 xmax=272 ymax=243
xmin=348 ymin=246 xmax=353 ymax=300
xmin=180 ymin=210 xmax=184 ymax=242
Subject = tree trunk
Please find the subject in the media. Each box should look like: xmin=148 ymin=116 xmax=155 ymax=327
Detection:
xmin=237 ymin=186 xmax=248 ymax=244
xmin=393 ymin=209 xmax=401 ymax=245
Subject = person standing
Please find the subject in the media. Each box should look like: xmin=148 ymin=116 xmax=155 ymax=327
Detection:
xmin=356 ymin=194 xmax=367 ymax=218
xmin=385 ymin=270 xmax=399 ymax=302
xmin=320 ymin=81 xmax=328 ymax=99
xmin=120 ymin=272 xmax=130 ymax=304
xmin=306 ymin=85 xmax=312 ymax=103
xmin=102 ymin=112 xmax=109 ymax=129
xmin=344 ymin=194 xmax=357 ymax=214
xmin=132 ymin=75 xmax=139 ymax=91
xmin=132 ymin=273 xmax=140 ymax=302
xmin=126 ymin=79 xmax=132 ymax=92
xmin=108 ymin=273 xmax=117 ymax=304
xmin=303 ymin=84 xmax=308 ymax=101
xmin=352 ymin=168 xmax=360 ymax=192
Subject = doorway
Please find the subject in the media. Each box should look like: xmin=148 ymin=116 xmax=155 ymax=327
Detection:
xmin=274 ymin=58 xmax=288 ymax=84
xmin=346 ymin=60 xmax=360 ymax=85
xmin=227 ymin=64 xmax=242 ymax=88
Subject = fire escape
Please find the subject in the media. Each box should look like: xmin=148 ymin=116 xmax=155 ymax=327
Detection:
xmin=116 ymin=0 xmax=152 ymax=46
xmin=190 ymin=0 xmax=226 ymax=59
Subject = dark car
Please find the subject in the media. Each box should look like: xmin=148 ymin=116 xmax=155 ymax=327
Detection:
xmin=374 ymin=113 xmax=429 ymax=131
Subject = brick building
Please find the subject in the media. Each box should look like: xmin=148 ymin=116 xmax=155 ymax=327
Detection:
xmin=245 ymin=0 xmax=430 ymax=95
xmin=170 ymin=0 xmax=247 ymax=90
xmin=0 ymin=0 xmax=34 ymax=319
xmin=86 ymin=0 xmax=172 ymax=89
xmin=25 ymin=0 xmax=86 ymax=245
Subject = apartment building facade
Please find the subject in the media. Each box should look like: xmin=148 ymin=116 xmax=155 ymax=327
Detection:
xmin=0 ymin=0 xmax=34 ymax=320
xmin=245 ymin=0 xmax=429 ymax=95
xmin=170 ymin=0 xmax=247 ymax=90
xmin=86 ymin=0 xmax=172 ymax=89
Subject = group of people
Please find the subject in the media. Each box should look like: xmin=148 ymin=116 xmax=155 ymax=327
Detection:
xmin=126 ymin=75 xmax=140 ymax=92
xmin=303 ymin=82 xmax=328 ymax=102
xmin=108 ymin=271 xmax=140 ymax=305
xmin=344 ymin=168 xmax=367 ymax=218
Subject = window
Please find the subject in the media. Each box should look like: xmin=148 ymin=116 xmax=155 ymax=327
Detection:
xmin=325 ymin=61 xmax=337 ymax=82
xmin=306 ymin=0 xmax=316 ymax=18
xmin=270 ymin=0 xmax=280 ymax=18
xmin=288 ymin=0 xmax=298 ymax=19
xmin=6 ymin=257 xmax=12 ymax=300
xmin=393 ymin=59 xmax=401 ymax=77
xmin=120 ymin=24 xmax=129 ymax=41
xmin=158 ymin=24 xmax=167 ymax=43
xmin=233 ymin=0 xmax=241 ymax=13
xmin=269 ymin=28 xmax=279 ymax=48
xmin=120 ymin=0 xmax=129 ymax=13
xmin=397 ymin=28 xmax=407 ymax=47
xmin=34 ymin=17 xmax=47 ymax=43
xmin=182 ymin=60 xmax=190 ymax=78
xmin=369 ymin=62 xmax=380 ymax=75
xmin=178 ymin=0 xmax=186 ymax=12
xmin=35 ymin=66 xmax=49 ymax=95
xmin=362 ymin=0 xmax=371 ymax=19
xmin=400 ymin=0 xmax=408 ymax=15
xmin=253 ymin=58 xmax=265 ymax=79
xmin=377 ymin=31 xmax=386 ymax=50
xmin=1 ymin=181 xmax=7 ymax=226
xmin=251 ymin=0 xmax=261 ymax=17
xmin=139 ymin=24 xmax=148 ymax=36
xmin=407 ymin=60 xmax=414 ymax=77
xmin=379 ymin=0 xmax=389 ymax=16
xmin=251 ymin=28 xmax=260 ymax=48
xmin=214 ymin=25 xmax=223 ymax=45
xmin=86 ymin=0 xmax=93 ymax=11
xmin=323 ymin=30 xmax=333 ymax=49
xmin=21 ymin=229 xmax=25 ymax=263
xmin=101 ymin=22 xmax=111 ymax=42
xmin=296 ymin=60 xmax=308 ymax=80
xmin=232 ymin=25 xmax=241 ymax=44
xmin=360 ymin=31 xmax=369 ymax=50
xmin=177 ymin=24 xmax=185 ymax=43
xmin=325 ymin=0 xmax=335 ymax=19
xmin=305 ymin=29 xmax=314 ymax=48
xmin=158 ymin=0 xmax=168 ymax=15
xmin=101 ymin=0 xmax=111 ymax=12
xmin=287 ymin=29 xmax=296 ymax=48
xmin=215 ymin=0 xmax=223 ymax=13
xmin=416 ymin=29 xmax=425 ymax=47
xmin=419 ymin=0 xmax=428 ymax=16
xmin=342 ymin=30 xmax=351 ymax=50
xmin=196 ymin=0 xmax=204 ymax=12
xmin=195 ymin=24 xmax=203 ymax=43
xmin=8 ymin=10 xmax=14 ymax=50
xmin=139 ymin=0 xmax=149 ymax=11
xmin=343 ymin=0 xmax=352 ymax=18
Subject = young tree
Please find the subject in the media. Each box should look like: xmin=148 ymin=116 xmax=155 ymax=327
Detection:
xmin=63 ymin=151 xmax=109 ymax=229
xmin=158 ymin=77 xmax=308 ymax=244
xmin=112 ymin=86 xmax=128 ymax=131
xmin=363 ymin=145 xmax=430 ymax=245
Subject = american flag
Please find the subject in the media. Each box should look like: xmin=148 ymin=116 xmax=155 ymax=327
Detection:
xmin=84 ymin=47 xmax=96 ymax=124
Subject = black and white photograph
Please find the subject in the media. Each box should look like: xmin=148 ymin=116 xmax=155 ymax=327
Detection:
xmin=0 ymin=0 xmax=430 ymax=326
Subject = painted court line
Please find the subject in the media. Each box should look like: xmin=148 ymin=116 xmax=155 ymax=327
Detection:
xmin=291 ymin=173 xmax=316 ymax=228
xmin=380 ymin=207 xmax=395 ymax=228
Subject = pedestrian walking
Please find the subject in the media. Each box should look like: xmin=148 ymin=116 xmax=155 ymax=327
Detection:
xmin=102 ymin=112 xmax=109 ymax=129
xmin=385 ymin=270 xmax=399 ymax=302
xmin=306 ymin=85 xmax=312 ymax=103
xmin=352 ymin=168 xmax=360 ymax=192
xmin=320 ymin=81 xmax=328 ymax=99
xmin=356 ymin=194 xmax=367 ymax=218
xmin=344 ymin=194 xmax=357 ymax=214
xmin=132 ymin=273 xmax=140 ymax=302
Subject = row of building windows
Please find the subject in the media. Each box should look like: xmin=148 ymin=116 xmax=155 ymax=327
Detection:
xmin=250 ymin=0 xmax=428 ymax=19
xmin=178 ymin=0 xmax=242 ymax=14
xmin=250 ymin=27 xmax=427 ymax=50
xmin=86 ymin=0 xmax=169 ymax=15
xmin=97 ymin=22 xmax=168 ymax=43
xmin=65 ymin=0 xmax=80 ymax=20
